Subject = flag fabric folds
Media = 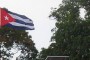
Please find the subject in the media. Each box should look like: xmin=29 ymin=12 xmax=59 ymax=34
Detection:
xmin=1 ymin=8 xmax=34 ymax=30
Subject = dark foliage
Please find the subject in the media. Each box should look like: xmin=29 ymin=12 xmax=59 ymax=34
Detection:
xmin=40 ymin=0 xmax=90 ymax=60
xmin=0 ymin=27 xmax=38 ymax=60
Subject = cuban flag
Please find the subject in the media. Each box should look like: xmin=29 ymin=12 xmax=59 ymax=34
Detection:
xmin=1 ymin=8 xmax=34 ymax=30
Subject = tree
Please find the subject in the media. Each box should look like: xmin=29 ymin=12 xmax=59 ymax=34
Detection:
xmin=40 ymin=0 xmax=90 ymax=60
xmin=0 ymin=26 xmax=38 ymax=60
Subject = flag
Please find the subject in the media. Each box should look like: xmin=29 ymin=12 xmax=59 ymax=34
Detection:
xmin=0 ymin=8 xmax=15 ymax=26
xmin=2 ymin=8 xmax=34 ymax=30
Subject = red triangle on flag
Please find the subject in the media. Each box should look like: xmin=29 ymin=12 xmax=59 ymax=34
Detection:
xmin=0 ymin=8 xmax=15 ymax=26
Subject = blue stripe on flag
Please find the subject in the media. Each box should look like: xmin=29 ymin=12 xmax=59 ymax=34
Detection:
xmin=15 ymin=19 xmax=34 ymax=26
xmin=6 ymin=24 xmax=34 ymax=30
xmin=8 ymin=10 xmax=32 ymax=20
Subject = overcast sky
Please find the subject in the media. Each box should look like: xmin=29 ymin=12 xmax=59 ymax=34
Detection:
xmin=0 ymin=0 xmax=62 ymax=52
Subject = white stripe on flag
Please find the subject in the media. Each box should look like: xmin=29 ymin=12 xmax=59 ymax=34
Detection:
xmin=9 ymin=13 xmax=33 ymax=23
xmin=9 ymin=22 xmax=34 ymax=29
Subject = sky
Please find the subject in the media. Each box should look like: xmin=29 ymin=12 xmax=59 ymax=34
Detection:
xmin=0 ymin=0 xmax=62 ymax=52
xmin=0 ymin=0 xmax=62 ymax=55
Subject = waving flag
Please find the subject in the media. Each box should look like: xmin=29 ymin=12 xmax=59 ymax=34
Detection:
xmin=1 ymin=8 xmax=34 ymax=30
xmin=0 ymin=8 xmax=15 ymax=26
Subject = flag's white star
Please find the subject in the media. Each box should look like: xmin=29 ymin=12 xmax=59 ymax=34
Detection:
xmin=4 ymin=16 xmax=9 ymax=20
